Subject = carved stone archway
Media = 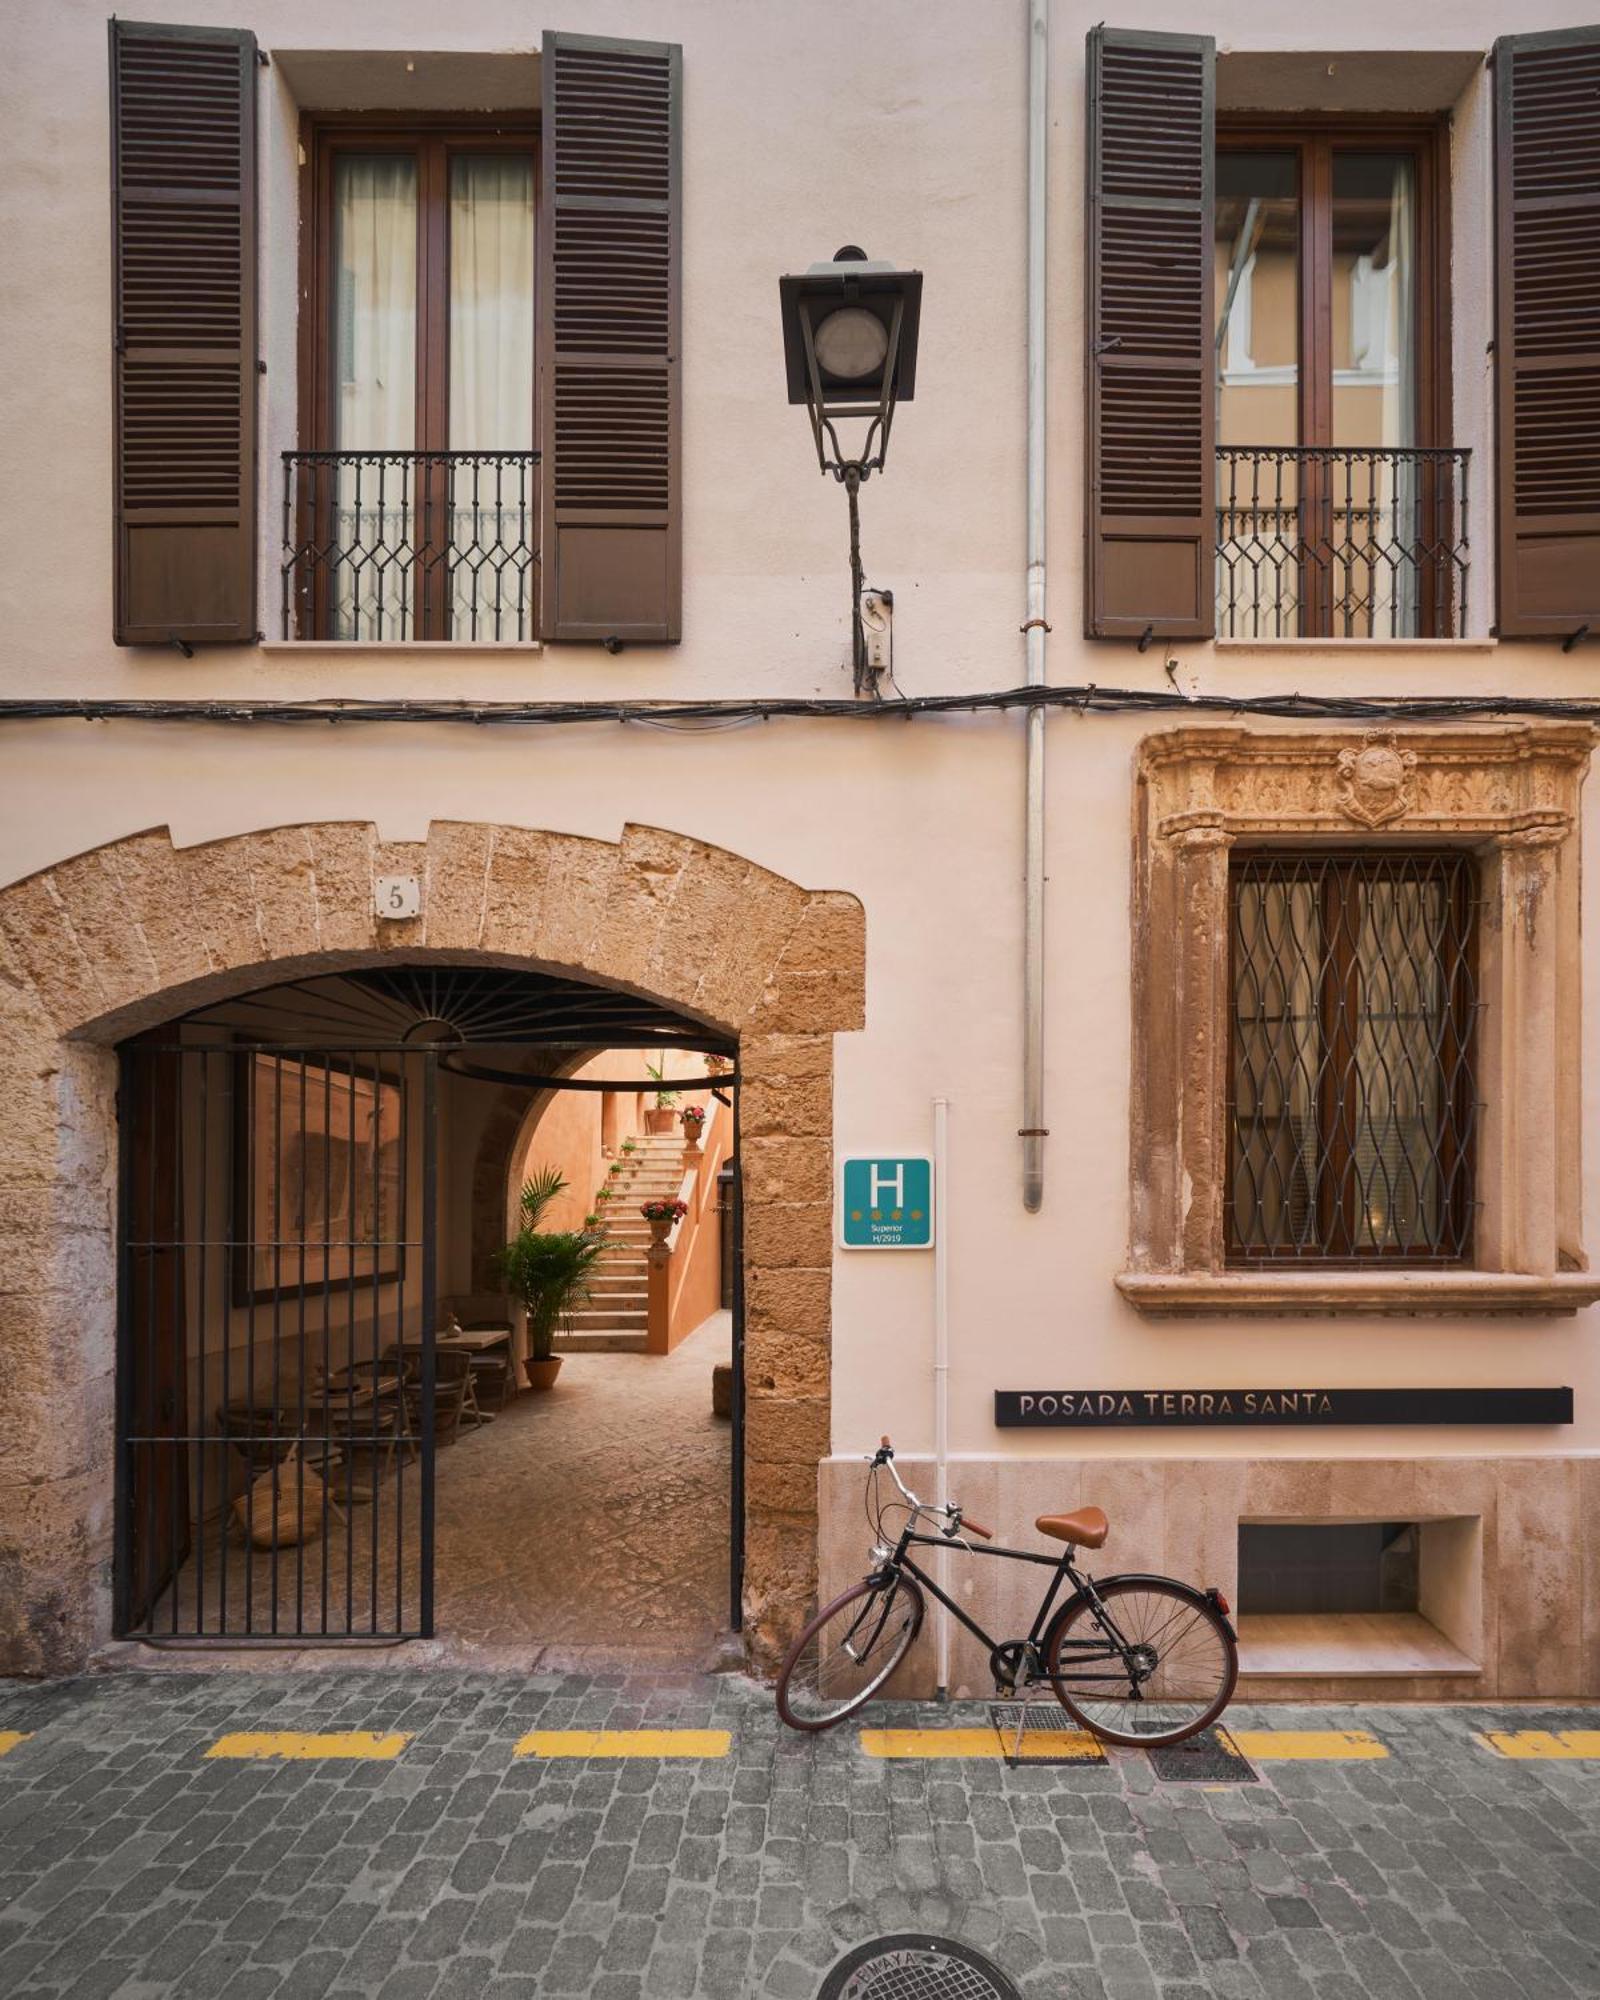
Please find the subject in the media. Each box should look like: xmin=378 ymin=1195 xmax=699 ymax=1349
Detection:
xmin=0 ymin=820 xmax=863 ymax=1675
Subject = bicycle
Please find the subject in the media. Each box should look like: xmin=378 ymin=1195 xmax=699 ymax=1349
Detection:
xmin=775 ymin=1436 xmax=1238 ymax=1748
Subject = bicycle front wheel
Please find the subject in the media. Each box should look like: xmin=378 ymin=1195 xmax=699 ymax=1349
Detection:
xmin=775 ymin=1573 xmax=925 ymax=1731
xmin=1046 ymin=1577 xmax=1237 ymax=1748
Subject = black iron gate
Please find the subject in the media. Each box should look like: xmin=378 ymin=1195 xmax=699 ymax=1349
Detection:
xmin=115 ymin=1038 xmax=437 ymax=1643
xmin=115 ymin=965 xmax=743 ymax=1649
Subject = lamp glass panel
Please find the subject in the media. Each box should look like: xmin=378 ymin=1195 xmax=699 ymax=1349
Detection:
xmin=813 ymin=306 xmax=889 ymax=383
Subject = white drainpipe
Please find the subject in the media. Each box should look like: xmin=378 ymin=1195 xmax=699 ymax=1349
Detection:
xmin=1022 ymin=0 xmax=1049 ymax=1212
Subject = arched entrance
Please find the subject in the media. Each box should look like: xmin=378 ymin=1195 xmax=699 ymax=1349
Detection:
xmin=116 ymin=965 xmax=738 ymax=1655
xmin=0 ymin=821 xmax=863 ymax=1676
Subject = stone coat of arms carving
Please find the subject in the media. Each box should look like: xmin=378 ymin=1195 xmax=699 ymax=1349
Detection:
xmin=1335 ymin=732 xmax=1418 ymax=828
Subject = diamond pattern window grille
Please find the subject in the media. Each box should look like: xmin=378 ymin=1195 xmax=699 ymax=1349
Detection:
xmin=1227 ymin=851 xmax=1477 ymax=1263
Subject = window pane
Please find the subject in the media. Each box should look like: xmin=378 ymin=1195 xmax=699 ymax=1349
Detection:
xmin=1330 ymin=153 xmax=1416 ymax=451
xmin=332 ymin=156 xmax=418 ymax=638
xmin=1214 ymin=152 xmax=1298 ymax=445
xmin=1215 ymin=153 xmax=1300 ymax=635
xmin=1330 ymin=152 xmax=1420 ymax=636
xmin=1228 ymin=854 xmax=1475 ymax=1263
xmin=333 ymin=156 xmax=417 ymax=451
xmin=449 ymin=155 xmax=534 ymax=450
xmin=447 ymin=155 xmax=535 ymax=639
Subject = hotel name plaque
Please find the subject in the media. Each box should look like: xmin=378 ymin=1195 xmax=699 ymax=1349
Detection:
xmin=993 ymin=1388 xmax=1574 ymax=1429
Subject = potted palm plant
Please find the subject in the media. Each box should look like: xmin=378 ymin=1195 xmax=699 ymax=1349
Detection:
xmin=643 ymin=1057 xmax=680 ymax=1134
xmin=496 ymin=1167 xmax=606 ymax=1392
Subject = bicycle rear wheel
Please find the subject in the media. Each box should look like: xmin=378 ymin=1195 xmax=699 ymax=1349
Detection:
xmin=1046 ymin=1576 xmax=1237 ymax=1748
xmin=775 ymin=1573 xmax=925 ymax=1731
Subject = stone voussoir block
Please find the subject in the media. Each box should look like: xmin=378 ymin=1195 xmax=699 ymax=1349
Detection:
xmin=424 ymin=821 xmax=496 ymax=950
xmin=306 ymin=822 xmax=380 ymax=955
xmin=479 ymin=826 xmax=558 ymax=958
xmin=104 ymin=829 xmax=217 ymax=993
xmin=246 ymin=825 xmax=322 ymax=960
xmin=0 ymin=871 xmax=111 ymax=1031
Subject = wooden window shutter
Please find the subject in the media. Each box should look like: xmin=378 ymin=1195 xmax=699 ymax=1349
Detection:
xmin=109 ymin=21 xmax=258 ymax=647
xmin=1493 ymin=27 xmax=1600 ymax=642
xmin=539 ymin=32 xmax=682 ymax=646
xmin=1085 ymin=26 xmax=1215 ymax=640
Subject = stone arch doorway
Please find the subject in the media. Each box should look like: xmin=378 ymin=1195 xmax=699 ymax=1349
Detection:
xmin=0 ymin=820 xmax=863 ymax=1676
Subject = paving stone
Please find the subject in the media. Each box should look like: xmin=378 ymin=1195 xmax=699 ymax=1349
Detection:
xmin=4 ymin=1679 xmax=1600 ymax=1999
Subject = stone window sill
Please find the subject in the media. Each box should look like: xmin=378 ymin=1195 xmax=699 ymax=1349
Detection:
xmin=1115 ymin=1270 xmax=1600 ymax=1318
xmin=1211 ymin=638 xmax=1496 ymax=652
xmin=258 ymin=641 xmax=544 ymax=653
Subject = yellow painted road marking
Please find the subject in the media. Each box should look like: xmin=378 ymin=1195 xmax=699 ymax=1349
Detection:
xmin=1478 ymin=1729 xmax=1600 ymax=1760
xmin=205 ymin=1731 xmax=409 ymax=1761
xmin=0 ymin=1732 xmax=32 ymax=1758
xmin=1226 ymin=1729 xmax=1387 ymax=1761
xmin=514 ymin=1729 xmax=731 ymax=1760
xmin=859 ymin=1727 xmax=1105 ymax=1762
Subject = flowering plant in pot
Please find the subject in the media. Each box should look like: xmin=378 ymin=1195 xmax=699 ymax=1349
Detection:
xmin=495 ymin=1167 xmax=606 ymax=1391
xmin=643 ymin=1058 xmax=679 ymax=1134
xmin=679 ymin=1103 xmax=706 ymax=1151
xmin=640 ymin=1195 xmax=688 ymax=1247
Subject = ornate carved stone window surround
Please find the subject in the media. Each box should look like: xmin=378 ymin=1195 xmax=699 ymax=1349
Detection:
xmin=1120 ymin=723 xmax=1600 ymax=1317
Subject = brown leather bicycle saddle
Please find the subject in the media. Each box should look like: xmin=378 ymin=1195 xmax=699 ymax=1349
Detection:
xmin=1035 ymin=1505 xmax=1109 ymax=1549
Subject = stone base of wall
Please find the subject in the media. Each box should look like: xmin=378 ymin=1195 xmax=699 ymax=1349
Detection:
xmin=819 ymin=1454 xmax=1600 ymax=1701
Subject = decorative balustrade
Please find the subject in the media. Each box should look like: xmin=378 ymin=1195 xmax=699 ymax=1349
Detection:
xmin=281 ymin=450 xmax=539 ymax=641
xmin=1216 ymin=446 xmax=1470 ymax=640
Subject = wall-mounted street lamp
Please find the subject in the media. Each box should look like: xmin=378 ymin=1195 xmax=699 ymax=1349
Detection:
xmin=779 ymin=246 xmax=922 ymax=695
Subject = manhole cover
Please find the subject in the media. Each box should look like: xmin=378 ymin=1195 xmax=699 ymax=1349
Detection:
xmin=1146 ymin=1724 xmax=1259 ymax=1785
xmin=818 ymin=1934 xmax=1021 ymax=2000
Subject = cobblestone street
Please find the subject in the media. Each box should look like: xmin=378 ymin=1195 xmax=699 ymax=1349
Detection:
xmin=1 ymin=1672 xmax=1598 ymax=1999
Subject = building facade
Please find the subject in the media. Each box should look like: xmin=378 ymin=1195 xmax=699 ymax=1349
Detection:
xmin=2 ymin=0 xmax=1599 ymax=1698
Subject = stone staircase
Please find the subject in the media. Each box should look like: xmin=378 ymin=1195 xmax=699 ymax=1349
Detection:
xmin=554 ymin=1134 xmax=686 ymax=1353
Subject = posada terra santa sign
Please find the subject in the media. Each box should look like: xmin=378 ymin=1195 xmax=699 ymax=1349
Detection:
xmin=994 ymin=1387 xmax=1574 ymax=1428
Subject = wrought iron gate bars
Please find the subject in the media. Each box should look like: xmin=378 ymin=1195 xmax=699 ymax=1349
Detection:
xmin=115 ymin=1042 xmax=437 ymax=1645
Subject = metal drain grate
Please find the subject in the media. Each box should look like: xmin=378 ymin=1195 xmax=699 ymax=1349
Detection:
xmin=1147 ymin=1724 xmax=1259 ymax=1784
xmin=987 ymin=1700 xmax=1107 ymax=1767
xmin=818 ymin=1935 xmax=1021 ymax=2000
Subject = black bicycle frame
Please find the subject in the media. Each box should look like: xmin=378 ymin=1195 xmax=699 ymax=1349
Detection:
xmin=883 ymin=1527 xmax=1138 ymax=1688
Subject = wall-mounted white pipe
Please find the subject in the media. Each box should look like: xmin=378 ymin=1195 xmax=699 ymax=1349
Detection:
xmin=1022 ymin=0 xmax=1048 ymax=1213
xmin=933 ymin=1093 xmax=951 ymax=1697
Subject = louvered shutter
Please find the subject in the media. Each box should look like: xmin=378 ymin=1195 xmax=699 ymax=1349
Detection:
xmin=1085 ymin=27 xmax=1215 ymax=640
xmin=110 ymin=21 xmax=257 ymax=647
xmin=539 ymin=32 xmax=681 ymax=646
xmin=1493 ymin=27 xmax=1600 ymax=641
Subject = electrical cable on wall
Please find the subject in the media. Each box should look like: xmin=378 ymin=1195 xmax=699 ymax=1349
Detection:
xmin=4 ymin=686 xmax=1600 ymax=728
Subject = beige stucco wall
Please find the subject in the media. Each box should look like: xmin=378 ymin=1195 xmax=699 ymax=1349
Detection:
xmin=3 ymin=0 xmax=1600 ymax=1676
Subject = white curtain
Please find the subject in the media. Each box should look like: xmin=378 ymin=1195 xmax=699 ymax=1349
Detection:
xmin=333 ymin=157 xmax=417 ymax=638
xmin=1383 ymin=160 xmax=1419 ymax=636
xmin=449 ymin=157 xmax=535 ymax=637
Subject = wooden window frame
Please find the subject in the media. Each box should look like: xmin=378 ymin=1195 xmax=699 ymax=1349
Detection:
xmin=294 ymin=112 xmax=539 ymax=641
xmin=1223 ymin=848 xmax=1478 ymax=1269
xmin=1218 ymin=117 xmax=1453 ymax=638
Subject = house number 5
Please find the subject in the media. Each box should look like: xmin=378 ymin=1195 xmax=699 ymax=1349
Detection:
xmin=375 ymin=875 xmax=422 ymax=921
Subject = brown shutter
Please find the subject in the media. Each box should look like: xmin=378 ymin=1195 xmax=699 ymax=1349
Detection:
xmin=1085 ymin=26 xmax=1215 ymax=641
xmin=539 ymin=32 xmax=681 ymax=646
xmin=1493 ymin=27 xmax=1600 ymax=642
xmin=110 ymin=21 xmax=258 ymax=647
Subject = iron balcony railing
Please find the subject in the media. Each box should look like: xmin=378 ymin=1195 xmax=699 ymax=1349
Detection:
xmin=281 ymin=450 xmax=539 ymax=642
xmin=1216 ymin=446 xmax=1470 ymax=640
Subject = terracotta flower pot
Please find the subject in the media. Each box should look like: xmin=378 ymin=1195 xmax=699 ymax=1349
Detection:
xmin=647 ymin=1215 xmax=673 ymax=1247
xmin=524 ymin=1356 xmax=563 ymax=1392
xmin=645 ymin=1107 xmax=677 ymax=1135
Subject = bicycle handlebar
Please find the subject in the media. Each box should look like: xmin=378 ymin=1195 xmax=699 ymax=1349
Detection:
xmin=961 ymin=1517 xmax=994 ymax=1540
xmin=870 ymin=1435 xmax=991 ymax=1540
